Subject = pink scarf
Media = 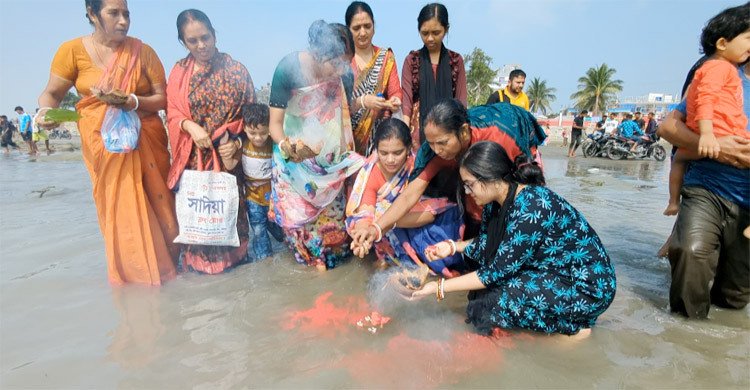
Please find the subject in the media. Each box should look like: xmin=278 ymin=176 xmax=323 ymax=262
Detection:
xmin=165 ymin=55 xmax=243 ymax=189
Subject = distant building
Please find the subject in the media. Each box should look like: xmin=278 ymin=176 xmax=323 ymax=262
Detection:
xmin=489 ymin=63 xmax=522 ymax=91
xmin=612 ymin=92 xmax=679 ymax=115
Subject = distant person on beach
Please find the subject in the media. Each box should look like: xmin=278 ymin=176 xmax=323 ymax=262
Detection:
xmin=166 ymin=9 xmax=255 ymax=274
xmin=411 ymin=141 xmax=616 ymax=335
xmin=36 ymin=0 xmax=179 ymax=285
xmin=346 ymin=1 xmax=403 ymax=156
xmin=633 ymin=111 xmax=646 ymax=131
xmin=32 ymin=108 xmax=53 ymax=155
xmin=657 ymin=2 xmax=750 ymax=319
xmin=401 ymin=3 xmax=467 ymax=151
xmin=645 ymin=112 xmax=658 ymax=140
xmin=595 ymin=114 xmax=606 ymax=133
xmin=617 ymin=113 xmax=646 ymax=151
xmin=567 ymin=110 xmax=587 ymax=157
xmin=15 ymin=106 xmax=35 ymax=155
xmin=486 ymin=69 xmax=530 ymax=111
xmin=0 ymin=115 xmax=20 ymax=153
xmin=561 ymin=127 xmax=568 ymax=147
xmin=239 ymin=103 xmax=284 ymax=262
xmin=604 ymin=112 xmax=619 ymax=135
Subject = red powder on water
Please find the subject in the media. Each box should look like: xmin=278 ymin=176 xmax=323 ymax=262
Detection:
xmin=333 ymin=331 xmax=515 ymax=388
xmin=281 ymin=291 xmax=370 ymax=338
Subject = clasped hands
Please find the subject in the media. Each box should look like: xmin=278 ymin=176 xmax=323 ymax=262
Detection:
xmin=362 ymin=95 xmax=402 ymax=113
xmin=349 ymin=221 xmax=456 ymax=262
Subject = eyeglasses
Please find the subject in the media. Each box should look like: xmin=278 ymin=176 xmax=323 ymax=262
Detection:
xmin=463 ymin=179 xmax=478 ymax=194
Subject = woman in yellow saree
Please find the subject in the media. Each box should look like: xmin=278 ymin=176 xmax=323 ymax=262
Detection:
xmin=36 ymin=0 xmax=178 ymax=285
xmin=345 ymin=1 xmax=402 ymax=156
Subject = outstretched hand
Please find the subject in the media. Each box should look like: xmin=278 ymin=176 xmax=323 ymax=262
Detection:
xmin=410 ymin=281 xmax=438 ymax=300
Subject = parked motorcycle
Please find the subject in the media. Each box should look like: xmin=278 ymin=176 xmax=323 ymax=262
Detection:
xmin=49 ymin=128 xmax=72 ymax=140
xmin=581 ymin=131 xmax=611 ymax=158
xmin=603 ymin=135 xmax=666 ymax=161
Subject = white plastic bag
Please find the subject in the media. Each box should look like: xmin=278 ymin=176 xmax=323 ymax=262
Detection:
xmin=101 ymin=106 xmax=140 ymax=153
xmin=174 ymin=149 xmax=240 ymax=247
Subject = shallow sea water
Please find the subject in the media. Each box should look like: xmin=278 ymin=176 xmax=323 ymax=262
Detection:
xmin=1 ymin=145 xmax=748 ymax=389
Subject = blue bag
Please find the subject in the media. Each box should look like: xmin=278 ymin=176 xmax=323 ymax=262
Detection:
xmin=101 ymin=106 xmax=141 ymax=153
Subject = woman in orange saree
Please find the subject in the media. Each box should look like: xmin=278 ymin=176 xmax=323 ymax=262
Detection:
xmin=36 ymin=0 xmax=178 ymax=286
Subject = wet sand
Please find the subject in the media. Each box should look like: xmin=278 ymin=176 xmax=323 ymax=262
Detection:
xmin=1 ymin=144 xmax=748 ymax=389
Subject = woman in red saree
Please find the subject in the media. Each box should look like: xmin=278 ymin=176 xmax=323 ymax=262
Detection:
xmin=166 ymin=9 xmax=255 ymax=274
xmin=36 ymin=0 xmax=178 ymax=285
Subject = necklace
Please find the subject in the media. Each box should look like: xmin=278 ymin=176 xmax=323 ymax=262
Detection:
xmin=89 ymin=35 xmax=109 ymax=68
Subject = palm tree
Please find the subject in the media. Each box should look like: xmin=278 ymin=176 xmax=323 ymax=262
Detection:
xmin=60 ymin=90 xmax=81 ymax=110
xmin=526 ymin=77 xmax=556 ymax=115
xmin=570 ymin=64 xmax=623 ymax=115
xmin=464 ymin=48 xmax=497 ymax=107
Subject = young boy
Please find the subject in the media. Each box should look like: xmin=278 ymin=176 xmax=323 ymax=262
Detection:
xmin=664 ymin=7 xmax=750 ymax=215
xmin=241 ymin=103 xmax=284 ymax=260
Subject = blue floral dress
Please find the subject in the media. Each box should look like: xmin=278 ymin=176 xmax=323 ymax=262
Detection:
xmin=464 ymin=186 xmax=616 ymax=335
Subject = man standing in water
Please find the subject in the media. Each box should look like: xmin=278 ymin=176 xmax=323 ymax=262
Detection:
xmin=0 ymin=115 xmax=20 ymax=153
xmin=31 ymin=108 xmax=53 ymax=155
xmin=486 ymin=69 xmax=530 ymax=111
xmin=15 ymin=106 xmax=36 ymax=155
xmin=568 ymin=110 xmax=587 ymax=157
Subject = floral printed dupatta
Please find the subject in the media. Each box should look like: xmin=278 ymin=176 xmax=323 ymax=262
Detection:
xmin=271 ymin=78 xmax=364 ymax=229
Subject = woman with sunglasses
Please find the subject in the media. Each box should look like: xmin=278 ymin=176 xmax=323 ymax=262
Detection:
xmin=350 ymin=99 xmax=546 ymax=251
xmin=413 ymin=141 xmax=616 ymax=335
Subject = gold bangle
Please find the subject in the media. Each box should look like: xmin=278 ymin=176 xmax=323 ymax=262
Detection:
xmin=179 ymin=118 xmax=188 ymax=131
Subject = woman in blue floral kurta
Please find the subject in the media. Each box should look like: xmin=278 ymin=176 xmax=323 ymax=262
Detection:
xmin=413 ymin=141 xmax=616 ymax=335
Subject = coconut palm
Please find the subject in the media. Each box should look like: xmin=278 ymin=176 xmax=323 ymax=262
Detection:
xmin=60 ymin=90 xmax=80 ymax=110
xmin=526 ymin=77 xmax=556 ymax=115
xmin=570 ymin=64 xmax=623 ymax=115
xmin=464 ymin=48 xmax=497 ymax=107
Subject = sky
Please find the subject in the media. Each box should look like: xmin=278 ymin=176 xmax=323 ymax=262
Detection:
xmin=0 ymin=0 xmax=741 ymax=114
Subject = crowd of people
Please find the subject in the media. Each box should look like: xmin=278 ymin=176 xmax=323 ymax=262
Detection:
xmin=564 ymin=110 xmax=659 ymax=157
xmin=17 ymin=0 xmax=749 ymax=336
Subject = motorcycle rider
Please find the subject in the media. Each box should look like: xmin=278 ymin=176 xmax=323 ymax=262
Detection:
xmin=604 ymin=113 xmax=619 ymax=135
xmin=645 ymin=112 xmax=658 ymax=141
xmin=617 ymin=113 xmax=647 ymax=151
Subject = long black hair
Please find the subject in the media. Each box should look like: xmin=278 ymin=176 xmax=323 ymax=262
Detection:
xmin=460 ymin=141 xmax=545 ymax=260
xmin=373 ymin=118 xmax=412 ymax=150
xmin=423 ymin=98 xmax=468 ymax=137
